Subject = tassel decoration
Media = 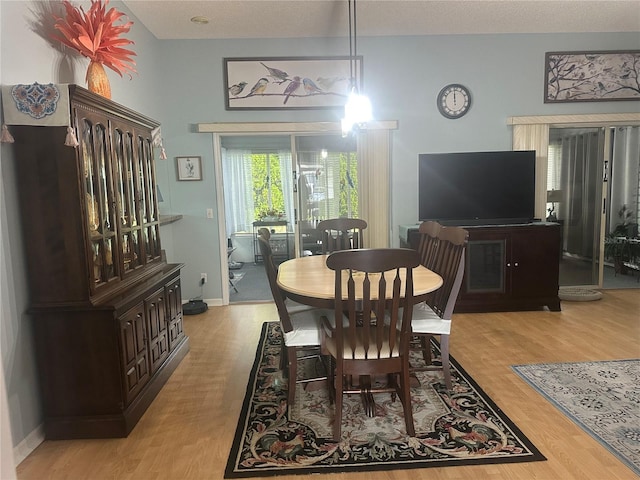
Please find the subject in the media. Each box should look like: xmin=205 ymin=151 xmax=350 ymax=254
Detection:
xmin=65 ymin=126 xmax=79 ymax=147
xmin=160 ymin=145 xmax=167 ymax=160
xmin=0 ymin=124 xmax=15 ymax=143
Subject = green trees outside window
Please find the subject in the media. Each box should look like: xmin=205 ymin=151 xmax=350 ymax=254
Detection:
xmin=251 ymin=151 xmax=358 ymax=222
xmin=252 ymin=153 xmax=285 ymax=219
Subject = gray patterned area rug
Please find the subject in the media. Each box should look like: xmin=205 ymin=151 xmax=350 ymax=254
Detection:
xmin=225 ymin=322 xmax=545 ymax=478
xmin=513 ymin=359 xmax=640 ymax=476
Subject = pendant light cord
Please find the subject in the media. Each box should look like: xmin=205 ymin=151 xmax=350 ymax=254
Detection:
xmin=348 ymin=0 xmax=354 ymax=85
xmin=353 ymin=0 xmax=358 ymax=61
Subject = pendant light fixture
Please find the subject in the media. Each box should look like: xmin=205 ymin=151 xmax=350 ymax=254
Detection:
xmin=341 ymin=0 xmax=372 ymax=137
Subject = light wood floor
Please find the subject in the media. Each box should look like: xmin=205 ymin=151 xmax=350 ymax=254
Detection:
xmin=17 ymin=289 xmax=640 ymax=480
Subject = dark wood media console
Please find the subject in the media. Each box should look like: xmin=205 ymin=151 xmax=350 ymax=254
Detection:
xmin=401 ymin=222 xmax=561 ymax=313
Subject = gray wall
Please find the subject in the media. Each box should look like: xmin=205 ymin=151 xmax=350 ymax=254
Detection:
xmin=1 ymin=0 xmax=638 ymax=454
xmin=156 ymin=32 xmax=639 ymax=303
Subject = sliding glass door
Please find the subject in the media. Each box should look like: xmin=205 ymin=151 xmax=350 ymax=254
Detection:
xmin=512 ymin=113 xmax=640 ymax=290
xmin=219 ymin=132 xmax=360 ymax=301
xmin=294 ymin=134 xmax=358 ymax=256
xmin=203 ymin=120 xmax=396 ymax=304
xmin=548 ymin=127 xmax=605 ymax=287
xmin=548 ymin=125 xmax=640 ymax=288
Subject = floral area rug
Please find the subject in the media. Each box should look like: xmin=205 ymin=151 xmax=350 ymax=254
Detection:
xmin=225 ymin=322 xmax=545 ymax=477
xmin=513 ymin=359 xmax=640 ymax=476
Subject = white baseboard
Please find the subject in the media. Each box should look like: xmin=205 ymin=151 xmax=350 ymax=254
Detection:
xmin=14 ymin=423 xmax=44 ymax=466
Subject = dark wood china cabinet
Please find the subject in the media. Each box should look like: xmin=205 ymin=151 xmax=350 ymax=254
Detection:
xmin=10 ymin=85 xmax=189 ymax=439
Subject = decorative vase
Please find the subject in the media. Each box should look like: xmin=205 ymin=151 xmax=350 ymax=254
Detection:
xmin=86 ymin=61 xmax=111 ymax=99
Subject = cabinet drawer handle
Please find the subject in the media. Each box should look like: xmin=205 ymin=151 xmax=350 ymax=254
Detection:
xmin=514 ymin=262 xmax=519 ymax=267
xmin=506 ymin=263 xmax=511 ymax=267
xmin=126 ymin=321 xmax=132 ymax=326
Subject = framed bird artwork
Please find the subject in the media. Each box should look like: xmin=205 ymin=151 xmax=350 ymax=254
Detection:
xmin=223 ymin=56 xmax=363 ymax=110
xmin=544 ymin=50 xmax=640 ymax=103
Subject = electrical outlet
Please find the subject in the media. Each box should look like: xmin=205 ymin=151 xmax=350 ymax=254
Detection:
xmin=200 ymin=273 xmax=207 ymax=284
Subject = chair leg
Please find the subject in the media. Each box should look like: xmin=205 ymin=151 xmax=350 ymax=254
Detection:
xmin=420 ymin=335 xmax=433 ymax=365
xmin=440 ymin=334 xmax=452 ymax=391
xmin=279 ymin=341 xmax=288 ymax=376
xmin=400 ymin=360 xmax=415 ymax=437
xmin=287 ymin=346 xmax=297 ymax=407
xmin=326 ymin=356 xmax=336 ymax=405
xmin=333 ymin=361 xmax=343 ymax=441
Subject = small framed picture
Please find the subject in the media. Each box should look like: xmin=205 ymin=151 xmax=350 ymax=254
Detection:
xmin=176 ymin=156 xmax=202 ymax=181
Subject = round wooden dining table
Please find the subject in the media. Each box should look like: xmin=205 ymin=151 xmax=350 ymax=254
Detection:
xmin=277 ymin=253 xmax=443 ymax=308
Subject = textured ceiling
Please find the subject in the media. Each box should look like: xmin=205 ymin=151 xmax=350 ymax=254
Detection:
xmin=122 ymin=0 xmax=640 ymax=40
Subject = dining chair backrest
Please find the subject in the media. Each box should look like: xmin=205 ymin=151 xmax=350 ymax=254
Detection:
xmin=416 ymin=221 xmax=442 ymax=270
xmin=258 ymin=227 xmax=271 ymax=240
xmin=257 ymin=232 xmax=293 ymax=333
xmin=317 ymin=218 xmax=367 ymax=254
xmin=426 ymin=226 xmax=469 ymax=319
xmin=326 ymin=248 xmax=420 ymax=361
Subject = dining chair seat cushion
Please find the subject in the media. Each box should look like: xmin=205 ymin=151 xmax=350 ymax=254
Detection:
xmin=284 ymin=298 xmax=317 ymax=314
xmin=284 ymin=308 xmax=335 ymax=347
xmin=323 ymin=327 xmax=400 ymax=359
xmin=410 ymin=303 xmax=452 ymax=335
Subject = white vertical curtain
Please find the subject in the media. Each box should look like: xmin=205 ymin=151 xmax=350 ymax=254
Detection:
xmin=358 ymin=129 xmax=390 ymax=248
xmin=222 ymin=147 xmax=254 ymax=234
xmin=512 ymin=123 xmax=549 ymax=221
xmin=222 ymin=148 xmax=295 ymax=235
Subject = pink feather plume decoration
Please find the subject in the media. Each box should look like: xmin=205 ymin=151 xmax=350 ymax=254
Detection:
xmin=51 ymin=0 xmax=136 ymax=78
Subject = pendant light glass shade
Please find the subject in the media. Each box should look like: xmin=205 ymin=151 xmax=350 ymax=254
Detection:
xmin=342 ymin=87 xmax=372 ymax=137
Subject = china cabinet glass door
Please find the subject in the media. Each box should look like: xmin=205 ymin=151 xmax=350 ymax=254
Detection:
xmin=137 ymin=135 xmax=161 ymax=263
xmin=113 ymin=124 xmax=143 ymax=274
xmin=80 ymin=115 xmax=118 ymax=289
xmin=81 ymin=114 xmax=162 ymax=295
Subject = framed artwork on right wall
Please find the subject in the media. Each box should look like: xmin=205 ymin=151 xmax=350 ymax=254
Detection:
xmin=544 ymin=50 xmax=640 ymax=103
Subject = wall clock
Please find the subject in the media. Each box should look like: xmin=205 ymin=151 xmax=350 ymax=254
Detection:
xmin=437 ymin=84 xmax=471 ymax=119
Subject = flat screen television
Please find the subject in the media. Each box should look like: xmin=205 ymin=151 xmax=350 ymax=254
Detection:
xmin=418 ymin=150 xmax=536 ymax=225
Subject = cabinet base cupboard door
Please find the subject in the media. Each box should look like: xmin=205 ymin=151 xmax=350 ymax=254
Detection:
xmin=455 ymin=223 xmax=561 ymax=313
xmin=11 ymin=85 xmax=190 ymax=439
xmin=120 ymin=304 xmax=151 ymax=405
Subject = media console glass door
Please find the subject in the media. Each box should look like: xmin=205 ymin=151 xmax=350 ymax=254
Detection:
xmin=467 ymin=239 xmax=506 ymax=294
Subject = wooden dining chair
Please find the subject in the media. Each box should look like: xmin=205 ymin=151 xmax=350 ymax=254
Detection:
xmin=316 ymin=218 xmax=367 ymax=254
xmin=258 ymin=227 xmax=314 ymax=313
xmin=321 ymin=248 xmax=419 ymax=440
xmin=416 ymin=221 xmax=442 ymax=270
xmin=258 ymin=227 xmax=271 ymax=240
xmin=411 ymin=226 xmax=469 ymax=391
xmin=257 ymin=231 xmax=329 ymax=408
